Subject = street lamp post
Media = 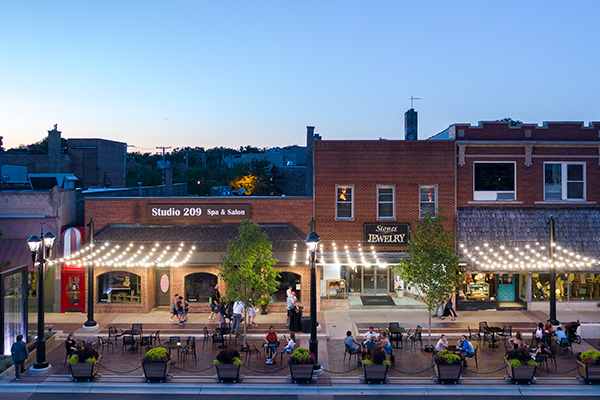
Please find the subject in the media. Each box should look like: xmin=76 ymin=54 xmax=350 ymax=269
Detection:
xmin=548 ymin=217 xmax=559 ymax=325
xmin=27 ymin=229 xmax=56 ymax=371
xmin=83 ymin=218 xmax=97 ymax=328
xmin=305 ymin=229 xmax=320 ymax=363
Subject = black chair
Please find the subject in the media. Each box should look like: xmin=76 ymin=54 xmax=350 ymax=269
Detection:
xmin=535 ymin=352 xmax=549 ymax=371
xmin=468 ymin=326 xmax=481 ymax=341
xmin=408 ymin=325 xmax=422 ymax=346
xmin=140 ymin=334 xmax=153 ymax=351
xmin=479 ymin=322 xmax=491 ymax=343
xmin=556 ymin=336 xmax=572 ymax=355
xmin=152 ymin=330 xmax=161 ymax=347
xmin=203 ymin=327 xmax=210 ymax=349
xmin=244 ymin=343 xmax=262 ymax=364
xmin=344 ymin=343 xmax=359 ymax=364
xmin=212 ymin=329 xmax=226 ymax=351
xmin=169 ymin=336 xmax=181 ymax=343
xmin=122 ymin=335 xmax=138 ymax=354
xmin=498 ymin=324 xmax=512 ymax=341
xmin=108 ymin=326 xmax=124 ymax=346
xmin=97 ymin=336 xmax=114 ymax=354
xmin=181 ymin=336 xmax=197 ymax=366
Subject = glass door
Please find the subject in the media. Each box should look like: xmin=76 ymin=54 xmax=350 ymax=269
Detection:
xmin=362 ymin=266 xmax=390 ymax=295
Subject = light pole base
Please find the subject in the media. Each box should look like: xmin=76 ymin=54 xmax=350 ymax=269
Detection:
xmin=29 ymin=363 xmax=52 ymax=374
xmin=82 ymin=321 xmax=99 ymax=329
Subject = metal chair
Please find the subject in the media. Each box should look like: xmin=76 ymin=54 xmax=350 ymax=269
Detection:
xmin=122 ymin=335 xmax=138 ymax=354
xmin=203 ymin=327 xmax=210 ymax=348
xmin=407 ymin=325 xmax=422 ymax=346
xmin=140 ymin=334 xmax=153 ymax=351
xmin=498 ymin=324 xmax=512 ymax=342
xmin=468 ymin=326 xmax=481 ymax=341
xmin=212 ymin=329 xmax=226 ymax=351
xmin=152 ymin=330 xmax=161 ymax=347
xmin=344 ymin=343 xmax=359 ymax=364
xmin=169 ymin=336 xmax=181 ymax=343
xmin=181 ymin=336 xmax=197 ymax=366
xmin=479 ymin=322 xmax=491 ymax=343
xmin=556 ymin=336 xmax=572 ymax=356
xmin=244 ymin=343 xmax=262 ymax=364
xmin=97 ymin=336 xmax=114 ymax=354
xmin=108 ymin=326 xmax=124 ymax=346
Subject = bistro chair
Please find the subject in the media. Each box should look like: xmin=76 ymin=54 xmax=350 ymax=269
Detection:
xmin=169 ymin=336 xmax=181 ymax=343
xmin=181 ymin=336 xmax=197 ymax=366
xmin=122 ymin=335 xmax=138 ymax=354
xmin=132 ymin=323 xmax=143 ymax=334
xmin=152 ymin=330 xmax=161 ymax=347
xmin=498 ymin=324 xmax=512 ymax=342
xmin=244 ymin=343 xmax=262 ymax=365
xmin=202 ymin=327 xmax=210 ymax=348
xmin=479 ymin=321 xmax=491 ymax=343
xmin=212 ymin=329 xmax=226 ymax=351
xmin=344 ymin=343 xmax=359 ymax=364
xmin=108 ymin=326 xmax=124 ymax=346
xmin=140 ymin=334 xmax=153 ymax=351
xmin=468 ymin=326 xmax=481 ymax=341
xmin=97 ymin=336 xmax=114 ymax=354
xmin=407 ymin=325 xmax=422 ymax=346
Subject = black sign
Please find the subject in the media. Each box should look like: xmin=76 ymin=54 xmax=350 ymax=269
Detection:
xmin=363 ymin=223 xmax=409 ymax=246
xmin=147 ymin=204 xmax=251 ymax=219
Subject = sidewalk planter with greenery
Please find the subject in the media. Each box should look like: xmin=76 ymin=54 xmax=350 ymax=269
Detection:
xmin=577 ymin=350 xmax=600 ymax=384
xmin=505 ymin=349 xmax=537 ymax=384
xmin=142 ymin=347 xmax=174 ymax=383
xmin=288 ymin=348 xmax=316 ymax=383
xmin=361 ymin=348 xmax=391 ymax=384
xmin=259 ymin=298 xmax=270 ymax=315
xmin=68 ymin=354 xmax=102 ymax=382
xmin=433 ymin=350 xmax=462 ymax=384
xmin=214 ymin=349 xmax=243 ymax=383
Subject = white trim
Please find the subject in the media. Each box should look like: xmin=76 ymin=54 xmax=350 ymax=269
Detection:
xmin=473 ymin=161 xmax=516 ymax=201
xmin=419 ymin=184 xmax=437 ymax=218
xmin=543 ymin=162 xmax=586 ymax=201
xmin=335 ymin=184 xmax=354 ymax=220
xmin=376 ymin=184 xmax=395 ymax=220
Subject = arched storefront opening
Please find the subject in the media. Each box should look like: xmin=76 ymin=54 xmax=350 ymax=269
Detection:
xmin=185 ymin=273 xmax=218 ymax=304
xmin=97 ymin=271 xmax=141 ymax=304
xmin=275 ymin=272 xmax=301 ymax=302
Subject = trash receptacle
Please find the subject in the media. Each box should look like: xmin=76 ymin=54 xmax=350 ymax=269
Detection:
xmin=301 ymin=316 xmax=312 ymax=333
xmin=290 ymin=309 xmax=303 ymax=331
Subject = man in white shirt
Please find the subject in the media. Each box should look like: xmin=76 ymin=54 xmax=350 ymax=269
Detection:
xmin=232 ymin=300 xmax=245 ymax=336
xmin=363 ymin=326 xmax=379 ymax=349
xmin=286 ymin=291 xmax=296 ymax=327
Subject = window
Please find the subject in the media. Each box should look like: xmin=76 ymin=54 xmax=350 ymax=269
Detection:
xmin=97 ymin=272 xmax=141 ymax=304
xmin=419 ymin=185 xmax=437 ymax=217
xmin=544 ymin=163 xmax=585 ymax=201
xmin=275 ymin=272 xmax=301 ymax=302
xmin=336 ymin=185 xmax=354 ymax=219
xmin=185 ymin=273 xmax=217 ymax=303
xmin=473 ymin=162 xmax=515 ymax=201
xmin=377 ymin=185 xmax=395 ymax=219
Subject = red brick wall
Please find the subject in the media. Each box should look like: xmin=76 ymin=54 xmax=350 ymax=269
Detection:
xmin=314 ymin=140 xmax=456 ymax=247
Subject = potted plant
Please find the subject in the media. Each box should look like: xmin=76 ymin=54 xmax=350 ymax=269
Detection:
xmin=395 ymin=282 xmax=404 ymax=298
xmin=259 ymin=296 xmax=271 ymax=315
xmin=505 ymin=348 xmax=537 ymax=384
xmin=68 ymin=353 xmax=102 ymax=382
xmin=361 ymin=348 xmax=391 ymax=384
xmin=433 ymin=350 xmax=462 ymax=384
xmin=576 ymin=350 xmax=600 ymax=384
xmin=142 ymin=347 xmax=174 ymax=382
xmin=214 ymin=349 xmax=243 ymax=383
xmin=288 ymin=347 xmax=316 ymax=383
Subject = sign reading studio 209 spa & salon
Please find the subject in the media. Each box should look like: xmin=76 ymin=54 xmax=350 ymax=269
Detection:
xmin=147 ymin=203 xmax=251 ymax=219
xmin=363 ymin=223 xmax=409 ymax=246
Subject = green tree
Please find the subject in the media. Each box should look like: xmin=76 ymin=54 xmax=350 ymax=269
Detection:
xmin=219 ymin=220 xmax=280 ymax=347
xmin=497 ymin=117 xmax=523 ymax=126
xmin=394 ymin=209 xmax=461 ymax=347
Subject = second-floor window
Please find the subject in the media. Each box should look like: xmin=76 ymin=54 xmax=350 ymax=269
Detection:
xmin=544 ymin=163 xmax=585 ymax=201
xmin=473 ymin=162 xmax=515 ymax=201
xmin=420 ymin=185 xmax=437 ymax=217
xmin=377 ymin=185 xmax=395 ymax=220
xmin=336 ymin=185 xmax=354 ymax=219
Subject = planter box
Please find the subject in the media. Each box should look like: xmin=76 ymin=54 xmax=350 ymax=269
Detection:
xmin=142 ymin=361 xmax=173 ymax=382
xmin=289 ymin=364 xmax=315 ymax=383
xmin=70 ymin=358 xmax=101 ymax=382
xmin=215 ymin=364 xmax=241 ymax=383
xmin=363 ymin=364 xmax=388 ymax=384
xmin=434 ymin=363 xmax=462 ymax=384
xmin=577 ymin=360 xmax=600 ymax=383
xmin=505 ymin=359 xmax=536 ymax=384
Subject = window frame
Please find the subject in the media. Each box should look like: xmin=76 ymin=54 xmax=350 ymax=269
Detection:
xmin=419 ymin=184 xmax=438 ymax=218
xmin=335 ymin=184 xmax=354 ymax=220
xmin=543 ymin=162 xmax=586 ymax=201
xmin=473 ymin=161 xmax=516 ymax=201
xmin=377 ymin=184 xmax=396 ymax=220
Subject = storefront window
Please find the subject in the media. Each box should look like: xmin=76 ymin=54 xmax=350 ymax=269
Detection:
xmin=342 ymin=266 xmax=362 ymax=293
xmin=275 ymin=272 xmax=301 ymax=303
xmin=97 ymin=272 xmax=141 ymax=304
xmin=459 ymin=273 xmax=496 ymax=301
xmin=185 ymin=273 xmax=217 ymax=303
xmin=567 ymin=273 xmax=600 ymax=301
xmin=532 ymin=274 xmax=550 ymax=300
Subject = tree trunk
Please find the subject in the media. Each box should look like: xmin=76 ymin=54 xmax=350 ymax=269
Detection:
xmin=428 ymin=309 xmax=432 ymax=347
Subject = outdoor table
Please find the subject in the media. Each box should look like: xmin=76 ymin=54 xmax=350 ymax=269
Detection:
xmin=215 ymin=329 xmax=228 ymax=349
xmin=163 ymin=341 xmax=182 ymax=360
xmin=388 ymin=326 xmax=405 ymax=348
xmin=447 ymin=345 xmax=462 ymax=355
xmin=485 ymin=326 xmax=502 ymax=348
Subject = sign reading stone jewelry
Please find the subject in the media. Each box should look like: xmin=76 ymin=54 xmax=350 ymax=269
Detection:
xmin=363 ymin=223 xmax=409 ymax=246
xmin=147 ymin=204 xmax=251 ymax=219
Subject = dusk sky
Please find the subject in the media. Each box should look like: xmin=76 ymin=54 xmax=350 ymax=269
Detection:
xmin=1 ymin=1 xmax=598 ymax=153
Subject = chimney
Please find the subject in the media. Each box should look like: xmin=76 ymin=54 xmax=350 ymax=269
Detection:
xmin=306 ymin=126 xmax=321 ymax=196
xmin=48 ymin=124 xmax=61 ymax=173
xmin=404 ymin=108 xmax=418 ymax=140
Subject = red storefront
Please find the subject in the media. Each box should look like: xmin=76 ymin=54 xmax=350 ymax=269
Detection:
xmin=60 ymin=226 xmax=86 ymax=313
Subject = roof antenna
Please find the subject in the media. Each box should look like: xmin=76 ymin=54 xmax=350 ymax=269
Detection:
xmin=410 ymin=96 xmax=422 ymax=109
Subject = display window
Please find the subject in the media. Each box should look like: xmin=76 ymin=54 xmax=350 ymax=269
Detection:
xmin=459 ymin=273 xmax=497 ymax=301
xmin=97 ymin=271 xmax=141 ymax=303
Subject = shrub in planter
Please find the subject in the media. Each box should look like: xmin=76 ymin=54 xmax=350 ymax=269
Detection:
xmin=142 ymin=347 xmax=174 ymax=383
xmin=288 ymin=347 xmax=316 ymax=383
xmin=214 ymin=349 xmax=242 ymax=383
xmin=505 ymin=348 xmax=537 ymax=384
xmin=576 ymin=350 xmax=600 ymax=383
xmin=433 ymin=350 xmax=462 ymax=384
xmin=361 ymin=348 xmax=391 ymax=384
xmin=68 ymin=344 xmax=101 ymax=382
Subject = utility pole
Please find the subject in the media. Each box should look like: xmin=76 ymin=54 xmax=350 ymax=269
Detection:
xmin=156 ymin=146 xmax=171 ymax=185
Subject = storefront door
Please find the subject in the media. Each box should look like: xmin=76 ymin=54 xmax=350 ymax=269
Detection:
xmin=498 ymin=274 xmax=515 ymax=302
xmin=156 ymin=267 xmax=171 ymax=307
xmin=61 ymin=269 xmax=85 ymax=313
xmin=362 ymin=266 xmax=389 ymax=295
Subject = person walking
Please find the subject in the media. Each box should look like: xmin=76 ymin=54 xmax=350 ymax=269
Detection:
xmin=209 ymin=284 xmax=220 ymax=322
xmin=11 ymin=334 xmax=28 ymax=381
xmin=247 ymin=301 xmax=258 ymax=328
xmin=177 ymin=296 xmax=185 ymax=324
xmin=433 ymin=299 xmax=444 ymax=317
xmin=232 ymin=300 xmax=245 ymax=336
xmin=440 ymin=299 xmax=457 ymax=321
xmin=171 ymin=293 xmax=179 ymax=322
xmin=286 ymin=290 xmax=296 ymax=327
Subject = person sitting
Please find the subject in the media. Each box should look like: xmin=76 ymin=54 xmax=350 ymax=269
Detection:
xmin=435 ymin=334 xmax=449 ymax=353
xmin=65 ymin=333 xmax=77 ymax=357
xmin=264 ymin=325 xmax=279 ymax=364
xmin=457 ymin=335 xmax=474 ymax=367
xmin=555 ymin=326 xmax=569 ymax=346
xmin=268 ymin=333 xmax=296 ymax=364
xmin=530 ymin=342 xmax=547 ymax=361
xmin=363 ymin=326 xmax=379 ymax=350
xmin=377 ymin=331 xmax=393 ymax=362
xmin=509 ymin=331 xmax=528 ymax=350
xmin=534 ymin=322 xmax=544 ymax=342
xmin=344 ymin=331 xmax=361 ymax=353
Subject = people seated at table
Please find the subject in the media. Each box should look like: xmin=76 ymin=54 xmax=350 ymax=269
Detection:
xmin=344 ymin=331 xmax=361 ymax=354
xmin=509 ymin=331 xmax=528 ymax=350
xmin=530 ymin=342 xmax=549 ymax=361
xmin=75 ymin=341 xmax=99 ymax=361
xmin=535 ymin=322 xmax=544 ymax=341
xmin=264 ymin=325 xmax=279 ymax=364
xmin=377 ymin=331 xmax=393 ymax=362
xmin=363 ymin=326 xmax=379 ymax=349
xmin=554 ymin=326 xmax=568 ymax=345
xmin=457 ymin=335 xmax=475 ymax=367
xmin=435 ymin=334 xmax=449 ymax=353
xmin=65 ymin=333 xmax=77 ymax=357
xmin=268 ymin=333 xmax=296 ymax=364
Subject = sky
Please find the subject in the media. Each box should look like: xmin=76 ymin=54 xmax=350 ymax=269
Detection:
xmin=1 ymin=1 xmax=599 ymax=153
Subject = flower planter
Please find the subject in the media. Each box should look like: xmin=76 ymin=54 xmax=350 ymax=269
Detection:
xmin=289 ymin=364 xmax=315 ymax=383
xmin=363 ymin=364 xmax=388 ymax=384
xmin=577 ymin=360 xmax=600 ymax=383
xmin=434 ymin=363 xmax=462 ymax=384
xmin=505 ymin=359 xmax=536 ymax=384
xmin=215 ymin=364 xmax=241 ymax=383
xmin=142 ymin=361 xmax=173 ymax=382
xmin=70 ymin=359 xmax=101 ymax=382
xmin=260 ymin=304 xmax=268 ymax=315
xmin=396 ymin=291 xmax=404 ymax=298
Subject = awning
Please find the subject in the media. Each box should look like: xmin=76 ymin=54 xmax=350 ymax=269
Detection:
xmin=457 ymin=207 xmax=600 ymax=272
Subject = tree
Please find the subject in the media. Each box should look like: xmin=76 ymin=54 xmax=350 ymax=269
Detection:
xmin=219 ymin=219 xmax=280 ymax=347
xmin=497 ymin=117 xmax=523 ymax=126
xmin=394 ymin=209 xmax=461 ymax=348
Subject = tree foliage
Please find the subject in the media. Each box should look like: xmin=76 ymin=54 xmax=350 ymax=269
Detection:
xmin=497 ymin=117 xmax=523 ymax=126
xmin=395 ymin=209 xmax=461 ymax=311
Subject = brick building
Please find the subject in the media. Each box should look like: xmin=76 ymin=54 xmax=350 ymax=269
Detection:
xmin=432 ymin=121 xmax=600 ymax=311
